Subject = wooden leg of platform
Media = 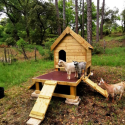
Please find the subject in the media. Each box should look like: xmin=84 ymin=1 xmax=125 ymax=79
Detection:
xmin=70 ymin=86 xmax=76 ymax=97
xmin=35 ymin=82 xmax=39 ymax=90
xmin=65 ymin=86 xmax=80 ymax=105
xmin=35 ymin=82 xmax=40 ymax=94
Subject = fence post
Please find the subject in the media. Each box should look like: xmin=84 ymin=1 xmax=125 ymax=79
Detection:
xmin=4 ymin=47 xmax=7 ymax=63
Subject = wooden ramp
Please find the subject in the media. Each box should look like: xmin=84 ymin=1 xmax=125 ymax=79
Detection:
xmin=82 ymin=77 xmax=108 ymax=98
xmin=27 ymin=80 xmax=57 ymax=125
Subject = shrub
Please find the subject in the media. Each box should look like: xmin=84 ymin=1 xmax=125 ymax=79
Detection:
xmin=42 ymin=38 xmax=55 ymax=60
xmin=17 ymin=38 xmax=27 ymax=47
xmin=92 ymin=42 xmax=103 ymax=55
xmin=5 ymin=37 xmax=16 ymax=45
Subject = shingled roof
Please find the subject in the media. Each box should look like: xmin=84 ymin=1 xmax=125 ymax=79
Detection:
xmin=51 ymin=26 xmax=93 ymax=51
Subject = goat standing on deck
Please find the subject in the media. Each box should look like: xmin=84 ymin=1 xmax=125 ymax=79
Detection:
xmin=73 ymin=61 xmax=86 ymax=79
xmin=58 ymin=59 xmax=78 ymax=80
xmin=99 ymin=78 xmax=125 ymax=103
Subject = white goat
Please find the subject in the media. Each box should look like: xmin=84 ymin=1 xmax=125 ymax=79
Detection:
xmin=58 ymin=59 xmax=78 ymax=80
xmin=99 ymin=78 xmax=125 ymax=103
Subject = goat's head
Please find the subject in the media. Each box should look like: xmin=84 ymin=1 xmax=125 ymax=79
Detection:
xmin=99 ymin=78 xmax=105 ymax=86
xmin=98 ymin=78 xmax=106 ymax=89
xmin=58 ymin=59 xmax=64 ymax=67
xmin=73 ymin=61 xmax=79 ymax=68
xmin=90 ymin=72 xmax=93 ymax=76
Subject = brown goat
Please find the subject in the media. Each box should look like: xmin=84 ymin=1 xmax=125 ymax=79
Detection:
xmin=99 ymin=78 xmax=125 ymax=103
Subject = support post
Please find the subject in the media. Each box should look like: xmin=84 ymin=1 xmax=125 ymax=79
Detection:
xmin=35 ymin=82 xmax=40 ymax=94
xmin=65 ymin=86 xmax=81 ymax=105
xmin=70 ymin=86 xmax=76 ymax=97
xmin=35 ymin=82 xmax=39 ymax=90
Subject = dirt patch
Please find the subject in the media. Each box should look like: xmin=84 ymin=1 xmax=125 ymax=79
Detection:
xmin=0 ymin=66 xmax=125 ymax=125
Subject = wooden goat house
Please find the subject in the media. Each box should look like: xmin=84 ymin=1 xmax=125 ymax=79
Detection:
xmin=51 ymin=26 xmax=93 ymax=74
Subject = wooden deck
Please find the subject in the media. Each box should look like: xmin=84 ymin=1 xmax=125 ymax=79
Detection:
xmin=29 ymin=71 xmax=83 ymax=99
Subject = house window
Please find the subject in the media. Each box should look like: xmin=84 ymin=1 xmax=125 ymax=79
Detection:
xmin=59 ymin=50 xmax=66 ymax=61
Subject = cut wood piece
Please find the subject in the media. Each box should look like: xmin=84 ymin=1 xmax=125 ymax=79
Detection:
xmin=26 ymin=118 xmax=42 ymax=125
xmin=35 ymin=90 xmax=40 ymax=94
xmin=39 ymin=95 xmax=50 ymax=99
xmin=31 ymin=91 xmax=39 ymax=98
xmin=66 ymin=96 xmax=79 ymax=103
xmin=65 ymin=96 xmax=81 ymax=106
xmin=44 ymin=80 xmax=57 ymax=85
xmin=30 ymin=111 xmax=44 ymax=117
xmin=29 ymin=80 xmax=57 ymax=121
xmin=82 ymin=77 xmax=108 ymax=98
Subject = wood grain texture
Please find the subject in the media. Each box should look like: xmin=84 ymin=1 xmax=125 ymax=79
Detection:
xmin=29 ymin=81 xmax=57 ymax=120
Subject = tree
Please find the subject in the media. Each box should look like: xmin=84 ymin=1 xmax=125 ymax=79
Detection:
xmin=0 ymin=0 xmax=21 ymax=41
xmin=103 ymin=7 xmax=119 ymax=34
xmin=100 ymin=0 xmax=105 ymax=39
xmin=17 ymin=0 xmax=32 ymax=43
xmin=63 ymin=0 xmax=66 ymax=30
xmin=75 ymin=0 xmax=78 ymax=33
xmin=29 ymin=0 xmax=57 ymax=45
xmin=58 ymin=0 xmax=75 ymax=28
xmin=55 ymin=0 xmax=61 ymax=35
xmin=82 ymin=0 xmax=84 ymax=38
xmin=121 ymin=9 xmax=125 ymax=32
xmin=16 ymin=38 xmax=28 ymax=60
xmin=96 ymin=0 xmax=99 ymax=42
xmin=87 ymin=0 xmax=92 ymax=45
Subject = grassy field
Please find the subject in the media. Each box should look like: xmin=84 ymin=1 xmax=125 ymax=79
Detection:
xmin=0 ymin=60 xmax=54 ymax=89
xmin=92 ymin=47 xmax=125 ymax=67
xmin=0 ymin=34 xmax=125 ymax=124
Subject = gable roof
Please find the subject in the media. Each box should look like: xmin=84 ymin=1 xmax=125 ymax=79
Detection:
xmin=51 ymin=26 xmax=93 ymax=51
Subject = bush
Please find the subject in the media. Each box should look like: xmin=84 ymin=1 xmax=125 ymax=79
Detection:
xmin=42 ymin=38 xmax=55 ymax=60
xmin=92 ymin=42 xmax=103 ymax=55
xmin=5 ymin=37 xmax=16 ymax=45
xmin=17 ymin=38 xmax=27 ymax=47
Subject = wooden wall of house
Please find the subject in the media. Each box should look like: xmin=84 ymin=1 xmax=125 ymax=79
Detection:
xmin=86 ymin=49 xmax=92 ymax=68
xmin=54 ymin=34 xmax=87 ymax=68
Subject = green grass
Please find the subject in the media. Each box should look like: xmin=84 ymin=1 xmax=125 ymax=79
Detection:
xmin=104 ymin=34 xmax=125 ymax=41
xmin=92 ymin=47 xmax=125 ymax=67
xmin=0 ymin=60 xmax=54 ymax=89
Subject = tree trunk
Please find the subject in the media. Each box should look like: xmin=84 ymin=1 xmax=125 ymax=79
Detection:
xmin=87 ymin=0 xmax=92 ymax=45
xmin=35 ymin=47 xmax=37 ymax=61
xmin=26 ymin=27 xmax=30 ymax=43
xmin=100 ymin=0 xmax=105 ymax=39
xmin=4 ymin=47 xmax=7 ymax=63
xmin=21 ymin=46 xmax=28 ymax=60
xmin=82 ymin=0 xmax=84 ymax=38
xmin=96 ymin=0 xmax=99 ymax=42
xmin=75 ymin=0 xmax=78 ymax=34
xmin=55 ymin=0 xmax=61 ymax=35
xmin=63 ymin=0 xmax=66 ymax=30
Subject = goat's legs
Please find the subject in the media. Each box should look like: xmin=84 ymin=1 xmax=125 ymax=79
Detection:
xmin=69 ymin=72 xmax=71 ymax=79
xmin=118 ymin=93 xmax=123 ymax=101
xmin=67 ymin=71 xmax=71 ymax=80
xmin=111 ymin=93 xmax=115 ymax=103
xmin=67 ymin=72 xmax=69 ymax=79
xmin=74 ymin=71 xmax=78 ymax=78
xmin=106 ymin=96 xmax=109 ymax=101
